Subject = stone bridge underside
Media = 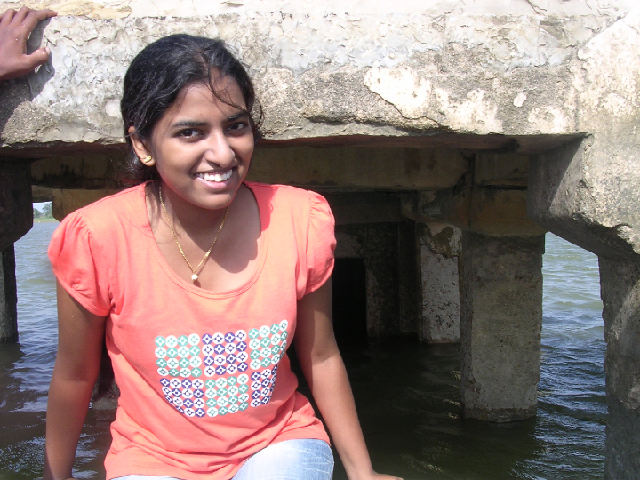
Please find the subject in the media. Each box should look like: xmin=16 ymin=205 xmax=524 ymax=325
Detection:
xmin=0 ymin=1 xmax=639 ymax=478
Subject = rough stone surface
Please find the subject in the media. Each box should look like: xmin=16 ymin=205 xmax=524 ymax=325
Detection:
xmin=460 ymin=232 xmax=544 ymax=421
xmin=599 ymin=258 xmax=640 ymax=480
xmin=0 ymin=246 xmax=18 ymax=343
xmin=527 ymin=8 xmax=640 ymax=259
xmin=529 ymin=136 xmax=640 ymax=259
xmin=0 ymin=3 xmax=634 ymax=153
xmin=419 ymin=223 xmax=461 ymax=343
xmin=2 ymin=0 xmax=634 ymax=18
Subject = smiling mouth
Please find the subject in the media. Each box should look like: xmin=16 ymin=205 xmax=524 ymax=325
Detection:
xmin=196 ymin=170 xmax=233 ymax=182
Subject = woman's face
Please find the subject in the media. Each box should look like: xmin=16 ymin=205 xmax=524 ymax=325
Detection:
xmin=132 ymin=76 xmax=254 ymax=212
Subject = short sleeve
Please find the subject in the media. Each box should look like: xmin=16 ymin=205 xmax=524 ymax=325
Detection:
xmin=48 ymin=211 xmax=111 ymax=316
xmin=304 ymin=191 xmax=336 ymax=296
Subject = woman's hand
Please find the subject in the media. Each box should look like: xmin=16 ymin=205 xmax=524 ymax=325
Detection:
xmin=0 ymin=7 xmax=57 ymax=81
xmin=349 ymin=471 xmax=402 ymax=480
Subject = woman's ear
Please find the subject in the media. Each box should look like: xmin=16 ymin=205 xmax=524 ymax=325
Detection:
xmin=128 ymin=126 xmax=156 ymax=166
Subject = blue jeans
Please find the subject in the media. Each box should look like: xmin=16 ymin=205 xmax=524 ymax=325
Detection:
xmin=112 ymin=438 xmax=334 ymax=480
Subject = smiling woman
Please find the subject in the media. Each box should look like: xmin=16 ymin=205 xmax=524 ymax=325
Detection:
xmin=129 ymin=81 xmax=254 ymax=215
xmin=42 ymin=34 xmax=401 ymax=480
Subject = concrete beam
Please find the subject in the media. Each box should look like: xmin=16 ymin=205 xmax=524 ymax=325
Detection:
xmin=31 ymin=154 xmax=123 ymax=190
xmin=249 ymin=147 xmax=468 ymax=190
xmin=0 ymin=5 xmax=631 ymax=152
xmin=424 ymin=185 xmax=547 ymax=237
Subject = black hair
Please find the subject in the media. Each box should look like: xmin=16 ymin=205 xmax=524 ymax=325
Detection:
xmin=120 ymin=34 xmax=262 ymax=184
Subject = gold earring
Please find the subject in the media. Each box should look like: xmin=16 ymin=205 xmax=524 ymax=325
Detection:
xmin=141 ymin=155 xmax=153 ymax=165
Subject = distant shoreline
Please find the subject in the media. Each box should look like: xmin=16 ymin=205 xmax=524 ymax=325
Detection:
xmin=34 ymin=218 xmax=59 ymax=223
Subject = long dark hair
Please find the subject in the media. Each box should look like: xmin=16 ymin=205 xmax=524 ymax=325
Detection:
xmin=120 ymin=34 xmax=262 ymax=184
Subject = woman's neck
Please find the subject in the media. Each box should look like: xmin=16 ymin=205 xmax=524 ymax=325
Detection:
xmin=152 ymin=180 xmax=234 ymax=236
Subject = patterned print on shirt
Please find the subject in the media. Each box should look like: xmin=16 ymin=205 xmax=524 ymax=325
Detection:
xmin=155 ymin=320 xmax=288 ymax=418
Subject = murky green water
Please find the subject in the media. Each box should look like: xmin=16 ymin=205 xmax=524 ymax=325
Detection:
xmin=0 ymin=224 xmax=605 ymax=479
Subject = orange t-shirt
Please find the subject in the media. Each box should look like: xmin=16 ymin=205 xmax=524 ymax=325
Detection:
xmin=48 ymin=181 xmax=335 ymax=480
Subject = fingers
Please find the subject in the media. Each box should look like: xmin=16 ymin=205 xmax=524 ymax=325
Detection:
xmin=13 ymin=7 xmax=57 ymax=32
xmin=22 ymin=45 xmax=52 ymax=71
xmin=0 ymin=8 xmax=56 ymax=81
xmin=0 ymin=9 xmax=14 ymax=25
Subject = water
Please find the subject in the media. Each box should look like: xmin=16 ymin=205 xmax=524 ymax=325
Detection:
xmin=0 ymin=225 xmax=606 ymax=479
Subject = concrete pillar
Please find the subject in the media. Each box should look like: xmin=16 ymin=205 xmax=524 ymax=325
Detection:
xmin=599 ymin=258 xmax=640 ymax=480
xmin=0 ymin=245 xmax=18 ymax=342
xmin=0 ymin=162 xmax=33 ymax=343
xmin=418 ymin=222 xmax=461 ymax=343
xmin=459 ymin=232 xmax=544 ymax=421
xmin=0 ymin=162 xmax=33 ymax=250
xmin=528 ymin=133 xmax=640 ymax=475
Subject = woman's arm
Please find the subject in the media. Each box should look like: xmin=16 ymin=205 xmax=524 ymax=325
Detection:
xmin=43 ymin=281 xmax=107 ymax=480
xmin=294 ymin=279 xmax=402 ymax=480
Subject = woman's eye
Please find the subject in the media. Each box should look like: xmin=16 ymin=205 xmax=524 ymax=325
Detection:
xmin=227 ymin=122 xmax=248 ymax=133
xmin=178 ymin=129 xmax=200 ymax=138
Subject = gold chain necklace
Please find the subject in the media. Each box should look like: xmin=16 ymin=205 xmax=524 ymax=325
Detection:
xmin=158 ymin=185 xmax=229 ymax=282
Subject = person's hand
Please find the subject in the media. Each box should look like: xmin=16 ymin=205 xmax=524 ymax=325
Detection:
xmin=0 ymin=7 xmax=57 ymax=81
xmin=350 ymin=471 xmax=404 ymax=480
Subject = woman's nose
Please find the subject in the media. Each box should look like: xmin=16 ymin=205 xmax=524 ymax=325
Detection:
xmin=203 ymin=132 xmax=236 ymax=166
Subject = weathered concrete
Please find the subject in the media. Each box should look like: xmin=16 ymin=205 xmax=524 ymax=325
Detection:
xmin=528 ymin=137 xmax=639 ymax=260
xmin=598 ymin=259 xmax=640 ymax=479
xmin=427 ymin=182 xmax=547 ymax=237
xmin=418 ymin=222 xmax=461 ymax=343
xmin=0 ymin=2 xmax=632 ymax=154
xmin=0 ymin=246 xmax=18 ymax=343
xmin=524 ymin=10 xmax=640 ymax=474
xmin=460 ymin=232 xmax=544 ymax=422
xmin=0 ymin=163 xmax=31 ymax=343
xmin=31 ymin=154 xmax=123 ymax=190
xmin=526 ymin=8 xmax=640 ymax=258
xmin=0 ymin=162 xmax=32 ymax=251
xmin=250 ymin=147 xmax=468 ymax=190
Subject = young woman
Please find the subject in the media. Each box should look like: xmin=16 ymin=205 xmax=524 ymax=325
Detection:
xmin=43 ymin=35 xmax=401 ymax=480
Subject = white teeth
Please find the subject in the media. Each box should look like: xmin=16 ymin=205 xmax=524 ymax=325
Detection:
xmin=199 ymin=170 xmax=232 ymax=182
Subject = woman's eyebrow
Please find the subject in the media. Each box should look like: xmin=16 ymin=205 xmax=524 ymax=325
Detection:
xmin=170 ymin=120 xmax=208 ymax=128
xmin=227 ymin=112 xmax=249 ymax=122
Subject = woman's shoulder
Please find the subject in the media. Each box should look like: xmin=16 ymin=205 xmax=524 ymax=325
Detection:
xmin=59 ymin=183 xmax=147 ymax=235
xmin=245 ymin=181 xmax=329 ymax=213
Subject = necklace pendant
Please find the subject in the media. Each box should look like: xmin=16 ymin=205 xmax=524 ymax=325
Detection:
xmin=191 ymin=274 xmax=198 ymax=281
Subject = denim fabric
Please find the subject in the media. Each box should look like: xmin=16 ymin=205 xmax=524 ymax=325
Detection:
xmin=112 ymin=438 xmax=334 ymax=480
